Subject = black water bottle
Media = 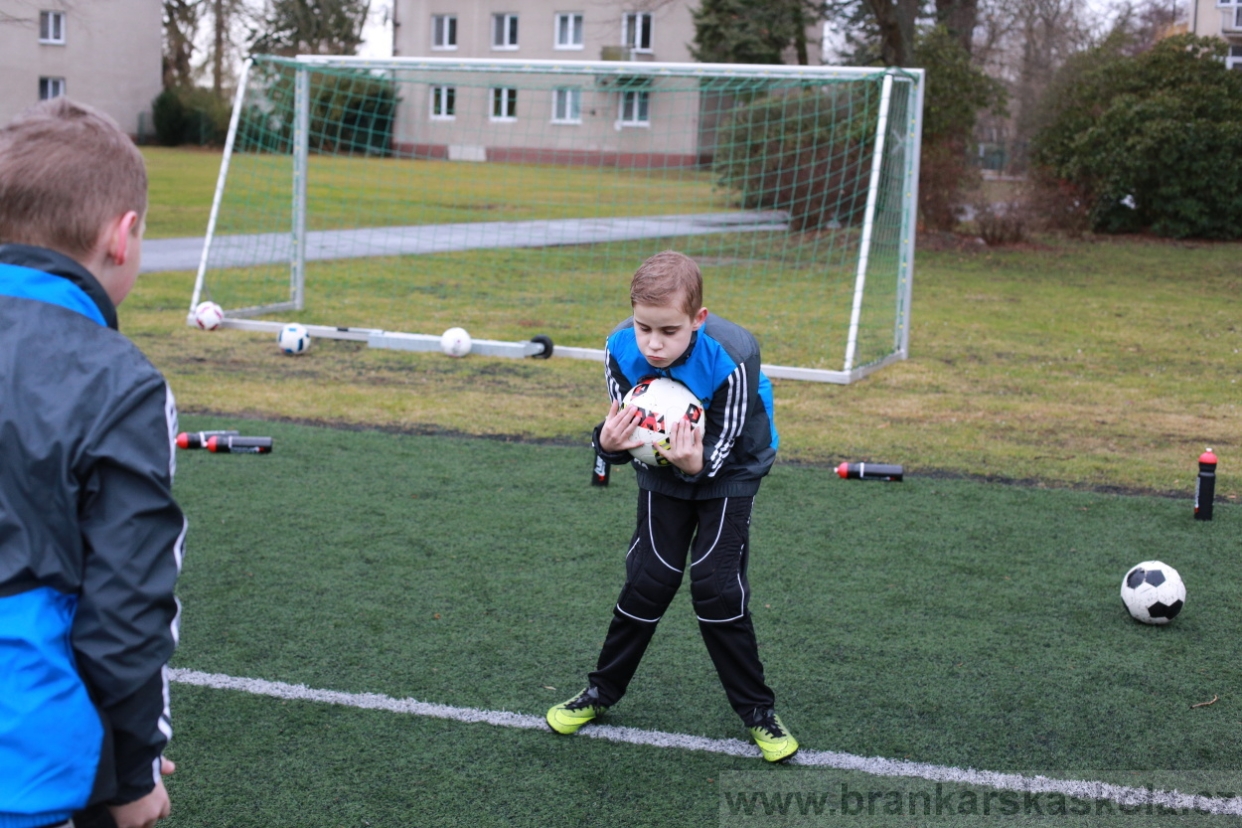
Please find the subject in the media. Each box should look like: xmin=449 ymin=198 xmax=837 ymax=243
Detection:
xmin=1195 ymin=448 xmax=1217 ymax=521
xmin=591 ymin=455 xmax=610 ymax=486
xmin=837 ymin=462 xmax=904 ymax=482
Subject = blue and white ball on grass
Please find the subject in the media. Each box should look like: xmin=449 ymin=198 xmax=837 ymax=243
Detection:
xmin=621 ymin=377 xmax=705 ymax=467
xmin=277 ymin=323 xmax=311 ymax=356
xmin=1121 ymin=560 xmax=1185 ymax=625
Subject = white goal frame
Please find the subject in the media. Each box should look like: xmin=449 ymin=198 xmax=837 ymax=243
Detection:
xmin=190 ymin=55 xmax=924 ymax=383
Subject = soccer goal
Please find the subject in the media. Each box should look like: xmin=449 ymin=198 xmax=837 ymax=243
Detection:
xmin=190 ymin=54 xmax=923 ymax=383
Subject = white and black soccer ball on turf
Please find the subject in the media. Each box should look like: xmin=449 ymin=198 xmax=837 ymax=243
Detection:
xmin=277 ymin=323 xmax=311 ymax=356
xmin=1120 ymin=560 xmax=1185 ymax=625
xmin=440 ymin=326 xmax=472 ymax=357
xmin=621 ymin=377 xmax=705 ymax=467
xmin=192 ymin=301 xmax=224 ymax=331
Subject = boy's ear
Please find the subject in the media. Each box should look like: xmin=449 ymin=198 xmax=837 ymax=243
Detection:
xmin=692 ymin=307 xmax=708 ymax=330
xmin=105 ymin=211 xmax=142 ymax=266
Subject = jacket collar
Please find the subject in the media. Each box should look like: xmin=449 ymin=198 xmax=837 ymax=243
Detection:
xmin=0 ymin=244 xmax=119 ymax=330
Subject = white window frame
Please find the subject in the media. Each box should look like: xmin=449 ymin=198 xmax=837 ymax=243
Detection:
xmin=618 ymin=89 xmax=649 ymax=127
xmin=430 ymin=85 xmax=456 ymax=120
xmin=1228 ymin=46 xmax=1242 ymax=71
xmin=39 ymin=76 xmax=66 ymax=100
xmin=623 ymin=12 xmax=652 ymax=53
xmin=551 ymin=87 xmax=582 ymax=124
xmin=432 ymin=14 xmax=457 ymax=50
xmin=554 ymin=12 xmax=584 ymax=49
xmin=39 ymin=10 xmax=66 ymax=44
xmin=490 ymin=87 xmax=517 ymax=121
xmin=492 ymin=13 xmax=519 ymax=49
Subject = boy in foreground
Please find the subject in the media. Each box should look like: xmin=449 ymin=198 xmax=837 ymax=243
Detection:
xmin=546 ymin=251 xmax=798 ymax=762
xmin=0 ymin=99 xmax=184 ymax=828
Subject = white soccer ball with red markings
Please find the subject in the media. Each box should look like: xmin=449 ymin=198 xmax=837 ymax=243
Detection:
xmin=277 ymin=323 xmax=311 ymax=356
xmin=440 ymin=327 xmax=471 ymax=357
xmin=193 ymin=301 xmax=224 ymax=331
xmin=621 ymin=377 xmax=705 ymax=467
xmin=1121 ymin=560 xmax=1185 ymax=625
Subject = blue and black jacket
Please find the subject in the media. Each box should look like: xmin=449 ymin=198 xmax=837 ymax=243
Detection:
xmin=0 ymin=244 xmax=184 ymax=828
xmin=594 ymin=312 xmax=778 ymax=500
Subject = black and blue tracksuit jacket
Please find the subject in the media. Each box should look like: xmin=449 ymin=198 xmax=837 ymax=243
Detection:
xmin=594 ymin=312 xmax=778 ymax=499
xmin=0 ymin=244 xmax=184 ymax=828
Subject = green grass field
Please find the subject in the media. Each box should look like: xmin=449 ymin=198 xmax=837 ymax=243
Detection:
xmin=164 ymin=416 xmax=1241 ymax=827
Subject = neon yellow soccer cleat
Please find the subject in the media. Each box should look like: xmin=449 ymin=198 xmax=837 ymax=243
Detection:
xmin=546 ymin=687 xmax=607 ymax=735
xmin=747 ymin=709 xmax=799 ymax=763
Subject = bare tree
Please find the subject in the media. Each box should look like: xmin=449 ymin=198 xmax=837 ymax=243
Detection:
xmin=249 ymin=0 xmax=370 ymax=56
xmin=163 ymin=0 xmax=203 ymax=88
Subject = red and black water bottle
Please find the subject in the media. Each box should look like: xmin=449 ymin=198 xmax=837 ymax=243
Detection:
xmin=176 ymin=430 xmax=240 ymax=450
xmin=1195 ymin=448 xmax=1217 ymax=521
xmin=592 ymin=455 xmax=610 ymax=486
xmin=837 ymin=462 xmax=904 ymax=482
xmin=206 ymin=435 xmax=273 ymax=454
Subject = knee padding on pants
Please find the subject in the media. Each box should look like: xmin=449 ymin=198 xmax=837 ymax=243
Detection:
xmin=616 ymin=547 xmax=684 ymax=623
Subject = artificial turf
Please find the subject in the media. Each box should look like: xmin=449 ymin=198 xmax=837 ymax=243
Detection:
xmin=163 ymin=415 xmax=1241 ymax=827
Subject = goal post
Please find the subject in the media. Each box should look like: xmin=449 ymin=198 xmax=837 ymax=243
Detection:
xmin=190 ymin=54 xmax=923 ymax=383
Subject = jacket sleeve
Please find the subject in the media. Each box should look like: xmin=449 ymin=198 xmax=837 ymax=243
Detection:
xmin=72 ymin=374 xmax=184 ymax=804
xmin=676 ymin=350 xmax=760 ymax=484
xmin=594 ymin=345 xmax=635 ymax=464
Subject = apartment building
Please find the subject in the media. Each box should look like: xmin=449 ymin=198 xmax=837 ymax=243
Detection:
xmin=390 ymin=0 xmax=822 ymax=165
xmin=0 ymin=1 xmax=162 ymax=136
xmin=1189 ymin=0 xmax=1242 ymax=69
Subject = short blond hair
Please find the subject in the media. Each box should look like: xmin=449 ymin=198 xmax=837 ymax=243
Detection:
xmin=630 ymin=251 xmax=702 ymax=317
xmin=0 ymin=98 xmax=147 ymax=260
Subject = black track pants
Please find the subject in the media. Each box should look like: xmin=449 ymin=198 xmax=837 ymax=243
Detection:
xmin=587 ymin=489 xmax=776 ymax=719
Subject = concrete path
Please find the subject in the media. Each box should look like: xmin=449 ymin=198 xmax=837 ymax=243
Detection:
xmin=141 ymin=210 xmax=790 ymax=274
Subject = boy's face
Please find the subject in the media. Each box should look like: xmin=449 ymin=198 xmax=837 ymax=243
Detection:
xmin=632 ymin=301 xmax=708 ymax=369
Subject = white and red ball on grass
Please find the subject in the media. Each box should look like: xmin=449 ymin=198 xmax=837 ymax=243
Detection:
xmin=192 ymin=301 xmax=224 ymax=331
xmin=1120 ymin=560 xmax=1185 ymax=625
xmin=621 ymin=377 xmax=706 ymax=467
xmin=440 ymin=327 xmax=472 ymax=358
xmin=277 ymin=323 xmax=311 ymax=356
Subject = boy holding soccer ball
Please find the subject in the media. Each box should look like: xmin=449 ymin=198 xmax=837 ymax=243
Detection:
xmin=0 ymin=100 xmax=183 ymax=827
xmin=546 ymin=251 xmax=798 ymax=762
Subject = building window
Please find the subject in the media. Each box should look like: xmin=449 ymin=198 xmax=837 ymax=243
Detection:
xmin=623 ymin=12 xmax=652 ymax=52
xmin=1229 ymin=45 xmax=1242 ymax=71
xmin=432 ymin=14 xmax=456 ymax=49
xmin=491 ymin=87 xmax=517 ymax=120
xmin=39 ymin=77 xmax=66 ymax=100
xmin=552 ymin=88 xmax=581 ymax=123
xmin=492 ymin=13 xmax=519 ymax=49
xmin=431 ymin=85 xmax=456 ymax=119
xmin=555 ymin=13 xmax=583 ymax=49
xmin=619 ymin=89 xmax=649 ymax=125
xmin=39 ymin=10 xmax=66 ymax=44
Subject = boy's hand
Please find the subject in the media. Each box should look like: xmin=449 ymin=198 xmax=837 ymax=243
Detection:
xmin=109 ymin=757 xmax=175 ymax=828
xmin=598 ymin=400 xmax=644 ymax=454
xmin=654 ymin=418 xmax=704 ymax=476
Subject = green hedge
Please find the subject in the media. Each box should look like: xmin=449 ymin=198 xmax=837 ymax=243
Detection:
xmin=712 ymin=86 xmax=878 ymax=231
xmin=1032 ymin=35 xmax=1242 ymax=240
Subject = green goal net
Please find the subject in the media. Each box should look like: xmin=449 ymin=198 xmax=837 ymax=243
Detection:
xmin=191 ymin=55 xmax=923 ymax=382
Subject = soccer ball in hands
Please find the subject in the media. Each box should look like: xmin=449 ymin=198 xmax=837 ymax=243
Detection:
xmin=193 ymin=301 xmax=224 ymax=331
xmin=621 ymin=377 xmax=705 ymax=467
xmin=277 ymin=323 xmax=311 ymax=356
xmin=1120 ymin=561 xmax=1185 ymax=625
xmin=440 ymin=327 xmax=471 ymax=357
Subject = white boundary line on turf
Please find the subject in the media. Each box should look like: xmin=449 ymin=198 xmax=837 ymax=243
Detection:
xmin=170 ymin=668 xmax=1242 ymax=816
